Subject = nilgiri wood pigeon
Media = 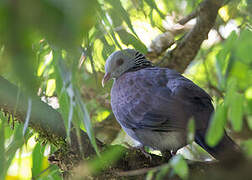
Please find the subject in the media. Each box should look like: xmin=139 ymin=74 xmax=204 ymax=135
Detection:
xmin=102 ymin=49 xmax=240 ymax=160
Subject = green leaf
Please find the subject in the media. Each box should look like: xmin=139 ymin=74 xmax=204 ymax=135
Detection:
xmin=242 ymin=139 xmax=252 ymax=157
xmin=247 ymin=116 xmax=252 ymax=131
xmin=107 ymin=8 xmax=123 ymax=27
xmin=5 ymin=124 xmax=32 ymax=178
xmin=187 ymin=118 xmax=195 ymax=144
xmin=144 ymin=0 xmax=165 ymax=18
xmin=234 ymin=29 xmax=252 ymax=65
xmin=170 ymin=155 xmax=189 ymax=179
xmin=47 ymin=165 xmax=62 ymax=180
xmin=106 ymin=0 xmax=138 ymax=38
xmin=100 ymin=37 xmax=116 ymax=61
xmin=146 ymin=170 xmax=155 ymax=180
xmin=75 ymin=89 xmax=100 ymax=156
xmin=97 ymin=8 xmax=122 ymax=49
xmin=224 ymin=78 xmax=237 ymax=106
xmin=229 ymin=92 xmax=244 ymax=132
xmin=206 ymin=104 xmax=227 ymax=147
xmin=156 ymin=164 xmax=170 ymax=180
xmin=88 ymin=145 xmax=125 ymax=174
xmin=117 ymin=29 xmax=147 ymax=53
xmin=229 ymin=60 xmax=251 ymax=89
xmin=32 ymin=143 xmax=46 ymax=177
xmin=215 ymin=31 xmax=238 ymax=88
xmin=149 ymin=9 xmax=155 ymax=27
xmin=57 ymin=59 xmax=75 ymax=139
xmin=23 ymin=97 xmax=32 ymax=135
xmin=225 ymin=78 xmax=244 ymax=131
xmin=0 ymin=113 xmax=6 ymax=180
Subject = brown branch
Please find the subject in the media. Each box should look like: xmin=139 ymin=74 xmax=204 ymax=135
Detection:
xmin=161 ymin=0 xmax=225 ymax=73
xmin=0 ymin=76 xmax=66 ymax=139
xmin=0 ymin=76 xmax=101 ymax=170
xmin=178 ymin=9 xmax=199 ymax=25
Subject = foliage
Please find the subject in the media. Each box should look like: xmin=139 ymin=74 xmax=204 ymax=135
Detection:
xmin=0 ymin=0 xmax=251 ymax=179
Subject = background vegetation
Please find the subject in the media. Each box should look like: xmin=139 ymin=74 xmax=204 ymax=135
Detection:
xmin=0 ymin=0 xmax=251 ymax=179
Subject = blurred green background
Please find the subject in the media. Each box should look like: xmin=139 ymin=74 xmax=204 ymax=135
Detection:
xmin=0 ymin=0 xmax=252 ymax=179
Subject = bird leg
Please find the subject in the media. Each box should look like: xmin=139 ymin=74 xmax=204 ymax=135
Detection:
xmin=138 ymin=146 xmax=152 ymax=160
xmin=123 ymin=143 xmax=152 ymax=160
xmin=161 ymin=150 xmax=176 ymax=161
xmin=171 ymin=150 xmax=177 ymax=156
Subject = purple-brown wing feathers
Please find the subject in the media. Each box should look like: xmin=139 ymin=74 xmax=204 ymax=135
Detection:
xmin=111 ymin=67 xmax=213 ymax=132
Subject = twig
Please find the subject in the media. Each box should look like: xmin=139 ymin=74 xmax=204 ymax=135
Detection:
xmin=116 ymin=163 xmax=169 ymax=176
xmin=208 ymin=83 xmax=224 ymax=98
xmin=178 ymin=9 xmax=199 ymax=25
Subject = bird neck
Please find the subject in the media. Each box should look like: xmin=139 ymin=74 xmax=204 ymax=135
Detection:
xmin=126 ymin=58 xmax=153 ymax=73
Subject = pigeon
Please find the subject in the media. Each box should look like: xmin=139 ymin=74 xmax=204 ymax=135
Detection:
xmin=102 ymin=49 xmax=240 ymax=160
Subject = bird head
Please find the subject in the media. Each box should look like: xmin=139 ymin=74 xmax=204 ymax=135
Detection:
xmin=102 ymin=49 xmax=151 ymax=87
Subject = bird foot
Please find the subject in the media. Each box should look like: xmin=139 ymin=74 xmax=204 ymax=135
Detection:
xmin=171 ymin=150 xmax=177 ymax=156
xmin=161 ymin=150 xmax=177 ymax=161
xmin=139 ymin=146 xmax=152 ymax=160
xmin=124 ymin=143 xmax=152 ymax=160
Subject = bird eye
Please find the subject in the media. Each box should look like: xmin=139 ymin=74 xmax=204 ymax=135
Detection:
xmin=116 ymin=58 xmax=124 ymax=66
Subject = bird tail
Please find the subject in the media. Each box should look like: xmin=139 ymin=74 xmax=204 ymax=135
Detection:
xmin=195 ymin=130 xmax=241 ymax=161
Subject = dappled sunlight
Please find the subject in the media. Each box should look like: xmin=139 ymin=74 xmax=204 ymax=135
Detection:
xmin=133 ymin=20 xmax=162 ymax=47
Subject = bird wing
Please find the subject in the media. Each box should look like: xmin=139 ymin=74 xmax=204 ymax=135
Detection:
xmin=111 ymin=67 xmax=213 ymax=132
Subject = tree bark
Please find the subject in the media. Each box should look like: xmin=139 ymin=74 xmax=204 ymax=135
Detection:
xmin=153 ymin=0 xmax=225 ymax=73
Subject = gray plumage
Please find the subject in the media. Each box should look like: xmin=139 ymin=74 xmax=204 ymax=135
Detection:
xmin=103 ymin=49 xmax=240 ymax=160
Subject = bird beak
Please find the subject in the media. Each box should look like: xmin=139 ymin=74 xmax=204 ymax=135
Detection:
xmin=102 ymin=72 xmax=111 ymax=87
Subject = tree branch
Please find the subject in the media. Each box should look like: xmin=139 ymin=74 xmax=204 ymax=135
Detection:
xmin=0 ymin=76 xmax=66 ymax=139
xmin=161 ymin=0 xmax=225 ymax=73
xmin=0 ymin=76 xmax=101 ymax=168
xmin=178 ymin=9 xmax=198 ymax=25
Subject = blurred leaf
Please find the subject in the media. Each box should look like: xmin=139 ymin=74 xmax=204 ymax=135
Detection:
xmin=224 ymin=78 xmax=237 ymax=106
xmin=32 ymin=143 xmax=46 ymax=177
xmin=219 ymin=6 xmax=230 ymax=22
xmin=28 ymin=0 xmax=97 ymax=49
xmin=107 ymin=8 xmax=123 ymax=27
xmin=100 ymin=36 xmax=116 ymax=61
xmin=117 ymin=29 xmax=147 ymax=53
xmin=57 ymin=58 xmax=75 ymax=139
xmin=47 ymin=165 xmax=62 ymax=180
xmin=88 ymin=145 xmax=125 ymax=174
xmin=46 ymin=79 xmax=56 ymax=96
xmin=146 ymin=170 xmax=155 ymax=180
xmin=97 ymin=7 xmax=122 ymax=49
xmin=4 ymin=124 xmax=32 ymax=178
xmin=234 ymin=29 xmax=252 ymax=65
xmin=242 ymin=139 xmax=252 ymax=157
xmin=0 ymin=113 xmax=6 ymax=180
xmin=206 ymin=104 xmax=227 ymax=147
xmin=187 ymin=118 xmax=195 ymax=144
xmin=23 ymin=98 xmax=32 ymax=135
xmin=144 ymin=0 xmax=164 ymax=18
xmin=247 ymin=116 xmax=252 ymax=131
xmin=170 ymin=155 xmax=189 ymax=179
xmin=225 ymin=78 xmax=244 ymax=131
xmin=156 ymin=164 xmax=170 ymax=180
xmin=75 ymin=89 xmax=100 ymax=156
xmin=229 ymin=92 xmax=244 ymax=132
xmin=106 ymin=0 xmax=138 ymax=37
xmin=149 ymin=9 xmax=155 ymax=27
xmin=215 ymin=31 xmax=238 ymax=88
xmin=229 ymin=60 xmax=251 ymax=89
